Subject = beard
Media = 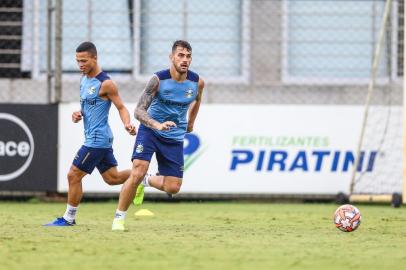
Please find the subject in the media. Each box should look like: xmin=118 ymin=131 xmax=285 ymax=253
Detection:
xmin=174 ymin=64 xmax=188 ymax=74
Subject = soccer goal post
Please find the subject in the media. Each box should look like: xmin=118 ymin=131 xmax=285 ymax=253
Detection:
xmin=403 ymin=0 xmax=406 ymax=205
xmin=348 ymin=0 xmax=405 ymax=207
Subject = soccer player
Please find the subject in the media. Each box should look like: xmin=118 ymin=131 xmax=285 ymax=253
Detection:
xmin=112 ymin=40 xmax=204 ymax=231
xmin=45 ymin=42 xmax=136 ymax=226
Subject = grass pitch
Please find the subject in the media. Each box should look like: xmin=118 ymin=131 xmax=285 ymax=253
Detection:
xmin=0 ymin=201 xmax=405 ymax=270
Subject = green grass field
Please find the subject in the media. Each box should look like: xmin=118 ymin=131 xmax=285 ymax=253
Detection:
xmin=0 ymin=201 xmax=405 ymax=270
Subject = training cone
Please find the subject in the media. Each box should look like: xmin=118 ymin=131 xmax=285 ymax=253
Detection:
xmin=134 ymin=209 xmax=155 ymax=217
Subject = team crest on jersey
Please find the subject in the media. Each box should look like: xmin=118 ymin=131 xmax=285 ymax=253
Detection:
xmin=185 ymin=88 xmax=193 ymax=98
xmin=135 ymin=143 xmax=144 ymax=154
xmin=87 ymin=87 xmax=96 ymax=95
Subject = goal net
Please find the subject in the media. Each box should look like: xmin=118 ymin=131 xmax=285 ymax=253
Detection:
xmin=348 ymin=0 xmax=404 ymax=206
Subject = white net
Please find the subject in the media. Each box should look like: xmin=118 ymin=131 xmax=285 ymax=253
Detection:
xmin=352 ymin=105 xmax=403 ymax=195
xmin=350 ymin=0 xmax=404 ymax=196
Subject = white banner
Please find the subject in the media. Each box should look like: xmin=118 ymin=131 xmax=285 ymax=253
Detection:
xmin=58 ymin=104 xmax=401 ymax=195
xmin=182 ymin=105 xmax=363 ymax=194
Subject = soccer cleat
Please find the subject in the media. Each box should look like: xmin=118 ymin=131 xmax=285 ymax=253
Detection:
xmin=133 ymin=184 xmax=145 ymax=206
xmin=112 ymin=219 xmax=125 ymax=231
xmin=44 ymin=217 xmax=76 ymax=226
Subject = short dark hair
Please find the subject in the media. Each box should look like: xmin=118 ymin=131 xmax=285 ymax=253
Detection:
xmin=172 ymin=40 xmax=192 ymax=53
xmin=76 ymin=41 xmax=97 ymax=56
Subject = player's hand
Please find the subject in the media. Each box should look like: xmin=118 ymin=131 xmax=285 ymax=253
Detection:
xmin=72 ymin=111 xmax=82 ymax=123
xmin=158 ymin=121 xmax=176 ymax=131
xmin=186 ymin=124 xmax=193 ymax=133
xmin=125 ymin=123 xmax=137 ymax=136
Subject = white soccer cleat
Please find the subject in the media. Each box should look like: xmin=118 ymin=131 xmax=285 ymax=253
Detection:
xmin=112 ymin=219 xmax=125 ymax=231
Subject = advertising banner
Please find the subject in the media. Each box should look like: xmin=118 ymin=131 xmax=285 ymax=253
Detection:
xmin=182 ymin=105 xmax=362 ymax=194
xmin=0 ymin=104 xmax=58 ymax=191
xmin=58 ymin=103 xmax=401 ymax=195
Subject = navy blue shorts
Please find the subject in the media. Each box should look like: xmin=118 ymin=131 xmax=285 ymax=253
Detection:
xmin=73 ymin=145 xmax=118 ymax=174
xmin=132 ymin=125 xmax=184 ymax=178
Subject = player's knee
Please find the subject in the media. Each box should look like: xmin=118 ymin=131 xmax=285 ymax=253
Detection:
xmin=165 ymin=181 xmax=181 ymax=194
xmin=129 ymin=163 xmax=148 ymax=184
xmin=130 ymin=170 xmax=145 ymax=185
xmin=67 ymin=171 xmax=81 ymax=185
xmin=166 ymin=187 xmax=180 ymax=194
xmin=102 ymin=175 xmax=115 ymax=186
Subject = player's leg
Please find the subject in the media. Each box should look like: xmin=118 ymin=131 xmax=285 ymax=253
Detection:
xmin=133 ymin=173 xmax=178 ymax=205
xmin=118 ymin=159 xmax=149 ymax=210
xmin=112 ymin=125 xmax=155 ymax=230
xmin=155 ymin=138 xmax=184 ymax=194
xmin=67 ymin=147 xmax=106 ymax=208
xmin=45 ymin=146 xmax=99 ymax=226
xmin=101 ymin=167 xmax=131 ymax=185
xmin=62 ymin=164 xmax=87 ymax=224
xmin=66 ymin=164 xmax=88 ymax=206
xmin=134 ymin=138 xmax=184 ymax=204
xmin=112 ymin=159 xmax=149 ymax=231
xmin=147 ymin=174 xmax=182 ymax=194
xmin=98 ymin=147 xmax=130 ymax=185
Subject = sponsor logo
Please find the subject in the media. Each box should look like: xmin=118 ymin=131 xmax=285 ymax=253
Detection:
xmin=0 ymin=113 xmax=35 ymax=181
xmin=87 ymin=87 xmax=96 ymax=95
xmin=80 ymin=98 xmax=96 ymax=106
xmin=185 ymin=88 xmax=193 ymax=98
xmin=229 ymin=135 xmax=378 ymax=173
xmin=157 ymin=97 xmax=188 ymax=108
xmin=230 ymin=149 xmax=378 ymax=172
xmin=183 ymin=133 xmax=205 ymax=171
xmin=136 ymin=144 xmax=144 ymax=154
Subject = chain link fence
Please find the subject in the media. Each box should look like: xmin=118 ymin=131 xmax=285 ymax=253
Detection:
xmin=0 ymin=0 xmax=401 ymax=103
xmin=0 ymin=0 xmax=402 ymax=104
xmin=0 ymin=0 xmax=404 ymax=195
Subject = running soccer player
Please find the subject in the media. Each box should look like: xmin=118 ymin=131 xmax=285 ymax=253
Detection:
xmin=112 ymin=40 xmax=204 ymax=231
xmin=45 ymin=42 xmax=136 ymax=226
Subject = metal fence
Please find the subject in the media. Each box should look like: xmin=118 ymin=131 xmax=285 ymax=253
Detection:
xmin=0 ymin=0 xmax=402 ymax=103
xmin=0 ymin=0 xmax=404 ymax=195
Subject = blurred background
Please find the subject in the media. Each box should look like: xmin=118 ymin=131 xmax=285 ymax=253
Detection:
xmin=0 ymin=0 xmax=404 ymax=205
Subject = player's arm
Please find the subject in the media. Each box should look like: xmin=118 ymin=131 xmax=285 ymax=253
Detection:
xmin=135 ymin=75 xmax=176 ymax=131
xmin=72 ymin=75 xmax=84 ymax=123
xmin=187 ymin=78 xmax=204 ymax=133
xmin=102 ymin=80 xmax=136 ymax=135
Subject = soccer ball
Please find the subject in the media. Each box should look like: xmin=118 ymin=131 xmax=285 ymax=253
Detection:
xmin=333 ymin=204 xmax=362 ymax=232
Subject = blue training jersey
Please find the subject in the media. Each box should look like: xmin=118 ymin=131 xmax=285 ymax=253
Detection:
xmin=148 ymin=69 xmax=199 ymax=141
xmin=80 ymin=71 xmax=113 ymax=148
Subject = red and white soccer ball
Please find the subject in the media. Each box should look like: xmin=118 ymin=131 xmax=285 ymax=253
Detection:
xmin=333 ymin=204 xmax=362 ymax=232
